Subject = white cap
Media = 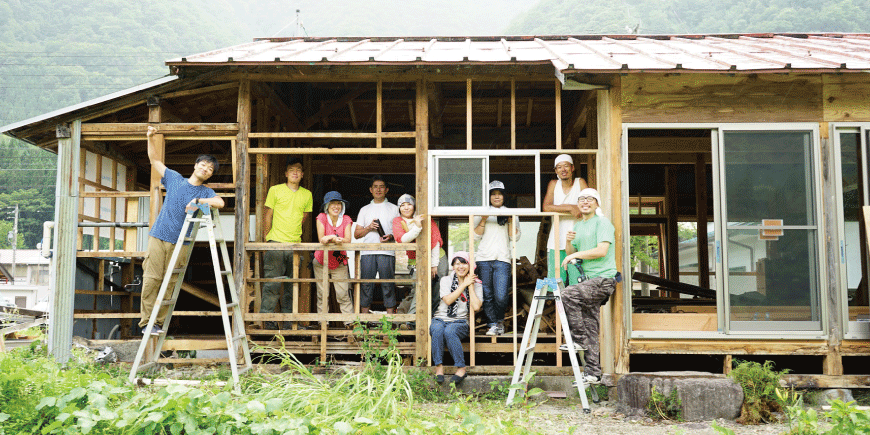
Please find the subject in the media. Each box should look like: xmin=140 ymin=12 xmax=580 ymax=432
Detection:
xmin=554 ymin=154 xmax=573 ymax=168
xmin=397 ymin=193 xmax=415 ymax=207
xmin=578 ymin=187 xmax=604 ymax=216
xmin=489 ymin=180 xmax=506 ymax=191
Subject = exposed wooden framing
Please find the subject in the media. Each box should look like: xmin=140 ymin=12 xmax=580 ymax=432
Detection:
xmin=511 ymin=79 xmax=516 ymax=149
xmin=258 ymin=83 xmax=302 ymax=130
xmin=80 ymin=140 xmax=136 ymax=168
xmin=428 ymin=82 xmax=444 ymax=138
xmin=629 ymin=339 xmax=829 ymax=355
xmin=377 ymin=81 xmax=383 ymax=148
xmin=496 ymin=98 xmax=503 ymax=127
xmin=415 ymin=79 xmax=430 ymax=362
xmin=160 ymin=82 xmax=240 ymax=100
xmin=123 ymin=164 xmax=138 ymax=252
xmin=466 ymin=79 xmax=472 ymax=150
xmin=234 ymin=80 xmax=252 ymax=305
xmin=249 ymin=132 xmax=415 ymax=139
xmin=81 ymin=123 xmax=239 ymax=136
xmin=468 ymin=215 xmax=476 ymax=366
xmin=249 ymin=148 xmax=415 ymax=155
xmin=147 ymin=102 xmax=163 ymax=233
xmin=526 ymin=98 xmax=533 ymax=127
xmin=76 ymin=251 xmax=145 ymax=258
xmin=596 ymin=80 xmax=626 ymax=374
xmin=553 ymin=213 xmax=562 ymax=367
xmin=110 ymin=159 xmax=118 ymax=250
xmin=695 ymin=154 xmax=710 ymax=289
xmin=555 ymin=80 xmax=562 ymax=149
xmin=77 ymin=150 xmax=86 ymax=250
xmin=347 ymin=101 xmax=358 ymax=129
xmin=305 ymin=86 xmax=371 ymax=130
xmin=563 ymin=92 xmax=592 ymax=148
xmin=821 ymin=132 xmax=843 ymax=376
xmin=665 ymin=166 xmax=680 ymax=286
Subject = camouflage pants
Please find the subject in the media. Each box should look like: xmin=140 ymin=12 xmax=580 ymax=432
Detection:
xmin=561 ymin=277 xmax=616 ymax=377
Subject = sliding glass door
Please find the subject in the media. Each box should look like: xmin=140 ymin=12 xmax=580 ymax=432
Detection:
xmin=719 ymin=128 xmax=824 ymax=332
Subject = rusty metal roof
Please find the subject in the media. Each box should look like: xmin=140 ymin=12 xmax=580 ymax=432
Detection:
xmin=168 ymin=34 xmax=870 ymax=73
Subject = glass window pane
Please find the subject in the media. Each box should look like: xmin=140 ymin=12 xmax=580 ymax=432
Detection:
xmin=438 ymin=157 xmax=484 ymax=208
xmin=839 ymin=132 xmax=864 ymax=319
xmin=723 ymin=131 xmax=815 ymax=225
xmin=727 ymin=229 xmax=820 ymax=324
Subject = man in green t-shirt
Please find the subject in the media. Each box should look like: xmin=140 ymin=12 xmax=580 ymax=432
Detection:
xmin=262 ymin=157 xmax=313 ymax=330
xmin=560 ymin=187 xmax=617 ymax=385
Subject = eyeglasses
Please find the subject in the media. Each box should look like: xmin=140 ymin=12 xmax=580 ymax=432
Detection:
xmin=578 ymin=196 xmax=597 ymax=203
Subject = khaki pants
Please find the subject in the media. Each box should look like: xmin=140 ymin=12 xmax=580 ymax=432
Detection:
xmin=140 ymin=237 xmax=191 ymax=328
xmin=313 ymin=261 xmax=353 ymax=318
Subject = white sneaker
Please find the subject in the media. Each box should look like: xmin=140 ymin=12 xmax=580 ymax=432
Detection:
xmin=559 ymin=343 xmax=586 ymax=352
xmin=485 ymin=324 xmax=499 ymax=336
xmin=141 ymin=325 xmax=164 ymax=336
xmin=495 ymin=324 xmax=505 ymax=335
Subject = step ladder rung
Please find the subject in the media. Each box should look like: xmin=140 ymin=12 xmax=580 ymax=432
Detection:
xmin=224 ymin=302 xmax=238 ymax=309
xmin=137 ymin=361 xmax=157 ymax=371
xmin=220 ymin=271 xmax=232 ymax=276
xmin=160 ymin=299 xmax=178 ymax=306
xmin=534 ymin=295 xmax=557 ymax=300
xmin=172 ymin=268 xmax=186 ymax=274
xmin=184 ymin=237 xmax=195 ymax=242
xmin=238 ymin=366 xmax=252 ymax=375
xmin=523 ymin=345 xmax=536 ymax=355
xmin=231 ymin=334 xmax=246 ymax=342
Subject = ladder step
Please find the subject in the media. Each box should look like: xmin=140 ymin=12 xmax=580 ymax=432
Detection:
xmin=238 ymin=366 xmax=252 ymax=375
xmin=220 ymin=271 xmax=232 ymax=276
xmin=184 ymin=237 xmax=195 ymax=242
xmin=172 ymin=268 xmax=186 ymax=274
xmin=224 ymin=302 xmax=238 ymax=309
xmin=160 ymin=299 xmax=178 ymax=306
xmin=523 ymin=345 xmax=536 ymax=355
xmin=534 ymin=295 xmax=557 ymax=300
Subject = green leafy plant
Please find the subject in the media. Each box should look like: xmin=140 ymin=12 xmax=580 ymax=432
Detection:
xmin=506 ymin=370 xmax=545 ymax=406
xmin=728 ymin=360 xmax=789 ymax=424
xmin=646 ymin=386 xmax=682 ymax=421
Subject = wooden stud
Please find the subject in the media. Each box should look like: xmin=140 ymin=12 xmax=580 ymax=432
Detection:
xmin=234 ymin=79 xmax=252 ymax=308
xmin=250 ymin=147 xmax=415 ymax=155
xmin=511 ymin=215 xmax=518 ymax=363
xmin=466 ymin=78 xmax=472 ymax=150
xmin=526 ymin=98 xmax=533 ymax=127
xmin=415 ymin=79 xmax=431 ymax=363
xmin=555 ymin=80 xmax=562 ymax=150
xmin=511 ymin=79 xmax=516 ymax=150
xmin=695 ymin=154 xmax=710 ymax=289
xmin=347 ymin=101 xmax=358 ymax=129
xmin=723 ymin=355 xmax=733 ymax=374
xmin=377 ymin=81 xmax=383 ymax=149
xmin=496 ymin=98 xmax=503 ymax=128
xmin=468 ymin=215 xmax=476 ymax=366
xmin=553 ymin=213 xmax=562 ymax=367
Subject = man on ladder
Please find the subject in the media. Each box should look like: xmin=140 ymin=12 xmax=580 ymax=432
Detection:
xmin=140 ymin=125 xmax=224 ymax=335
xmin=560 ymin=187 xmax=618 ymax=385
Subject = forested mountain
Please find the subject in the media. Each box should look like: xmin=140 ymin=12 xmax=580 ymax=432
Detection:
xmin=0 ymin=0 xmax=532 ymax=248
xmin=506 ymin=0 xmax=870 ymax=35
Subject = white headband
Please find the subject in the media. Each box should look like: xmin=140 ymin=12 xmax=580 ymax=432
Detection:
xmin=554 ymin=154 xmax=573 ymax=168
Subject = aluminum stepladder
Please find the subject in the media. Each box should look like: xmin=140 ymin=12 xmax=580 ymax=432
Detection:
xmin=129 ymin=204 xmax=252 ymax=387
xmin=506 ymin=277 xmax=598 ymax=411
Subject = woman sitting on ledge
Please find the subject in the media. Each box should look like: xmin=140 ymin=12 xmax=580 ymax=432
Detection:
xmin=430 ymin=251 xmax=482 ymax=386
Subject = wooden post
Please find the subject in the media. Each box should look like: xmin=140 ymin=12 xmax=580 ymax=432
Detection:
xmin=695 ymin=154 xmax=710 ymax=290
xmin=511 ymin=214 xmax=518 ymax=363
xmin=48 ymin=121 xmax=81 ymax=363
xmin=665 ymin=166 xmax=679 ymax=286
xmin=511 ymin=79 xmax=516 ymax=150
xmin=376 ymin=80 xmax=383 ymax=149
xmin=596 ymin=79 xmax=626 ymax=375
xmin=234 ymin=80 xmax=252 ymax=312
xmin=147 ymin=99 xmax=164 ymax=227
xmin=415 ymin=79 xmax=430 ymax=363
xmin=553 ymin=213 xmax=562 ymax=367
xmin=555 ymin=80 xmax=562 ymax=150
xmin=821 ymin=131 xmax=843 ymax=376
xmin=468 ymin=215 xmax=476 ymax=367
xmin=466 ymin=78 xmax=472 ymax=150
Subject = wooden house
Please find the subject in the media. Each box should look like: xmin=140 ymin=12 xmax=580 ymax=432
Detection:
xmin=3 ymin=34 xmax=870 ymax=387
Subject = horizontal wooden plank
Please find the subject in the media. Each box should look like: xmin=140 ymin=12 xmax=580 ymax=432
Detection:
xmin=74 ymin=311 xmax=225 ymax=318
xmin=160 ymin=82 xmax=240 ymax=100
xmin=81 ymin=123 xmax=239 ymax=136
xmin=250 ymin=132 xmax=413 ymax=139
xmin=246 ymin=242 xmax=415 ymax=251
xmin=632 ymin=313 xmax=717 ymax=331
xmin=82 ymin=136 xmax=238 ymax=142
xmin=247 ymin=278 xmax=416 ymax=284
xmin=244 ymin=313 xmax=415 ymax=322
xmin=822 ymin=75 xmax=870 ymax=122
xmin=622 ymin=73 xmax=823 ymax=123
xmin=76 ymin=251 xmax=145 ymax=258
xmin=248 ymin=147 xmax=416 ymax=155
xmin=629 ymin=338 xmax=829 ymax=355
xmin=80 ymin=191 xmax=149 ymax=198
xmin=74 ymin=289 xmax=132 ymax=296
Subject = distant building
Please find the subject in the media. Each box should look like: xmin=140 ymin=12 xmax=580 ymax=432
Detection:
xmin=0 ymin=249 xmax=50 ymax=310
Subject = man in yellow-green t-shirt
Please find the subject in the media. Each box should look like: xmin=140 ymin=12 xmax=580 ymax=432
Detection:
xmin=262 ymin=157 xmax=312 ymax=330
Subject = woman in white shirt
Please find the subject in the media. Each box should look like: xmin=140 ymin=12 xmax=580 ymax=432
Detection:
xmin=472 ymin=180 xmax=520 ymax=336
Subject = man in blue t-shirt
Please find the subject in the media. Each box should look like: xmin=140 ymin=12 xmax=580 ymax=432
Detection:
xmin=560 ymin=187 xmax=617 ymax=385
xmin=139 ymin=125 xmax=225 ymax=335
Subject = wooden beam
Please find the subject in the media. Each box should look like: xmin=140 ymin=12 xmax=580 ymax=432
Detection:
xmin=160 ymin=82 xmax=240 ymax=100
xmin=526 ymin=98 xmax=533 ymax=127
xmin=466 ymin=79 xmax=472 ymax=150
xmin=695 ymin=154 xmax=710 ymax=289
xmin=258 ymin=83 xmax=303 ymax=130
xmin=249 ymin=147 xmax=415 ymax=155
xmin=415 ymin=78 xmax=430 ymax=363
xmin=179 ymin=282 xmax=220 ymax=307
xmin=304 ymin=85 xmax=371 ymax=130
xmin=665 ymin=166 xmax=680 ymax=285
xmin=427 ymin=82 xmax=444 ymax=139
xmin=511 ymin=79 xmax=516 ymax=149
xmin=562 ymin=92 xmax=592 ymax=148
xmin=249 ymin=132 xmax=414 ymax=139
xmin=81 ymin=123 xmax=239 ymax=136
xmin=629 ymin=338 xmax=829 ymax=355
xmin=147 ymin=103 xmax=164 ymax=231
xmin=235 ymin=80 xmax=252 ymax=303
xmin=555 ymin=80 xmax=562 ymax=149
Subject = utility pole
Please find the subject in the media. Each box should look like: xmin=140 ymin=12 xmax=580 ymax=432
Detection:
xmin=5 ymin=204 xmax=18 ymax=284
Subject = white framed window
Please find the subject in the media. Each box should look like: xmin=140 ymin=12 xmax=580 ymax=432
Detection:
xmin=428 ymin=150 xmax=541 ymax=215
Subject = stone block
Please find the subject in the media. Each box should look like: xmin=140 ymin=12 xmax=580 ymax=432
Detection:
xmin=617 ymin=371 xmax=743 ymax=421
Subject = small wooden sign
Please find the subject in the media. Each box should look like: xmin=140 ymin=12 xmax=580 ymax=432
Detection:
xmin=760 ymin=219 xmax=783 ymax=240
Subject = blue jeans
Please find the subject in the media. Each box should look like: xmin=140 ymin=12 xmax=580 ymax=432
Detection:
xmin=359 ymin=254 xmax=396 ymax=309
xmin=430 ymin=318 xmax=469 ymax=367
xmin=477 ymin=260 xmax=511 ymax=325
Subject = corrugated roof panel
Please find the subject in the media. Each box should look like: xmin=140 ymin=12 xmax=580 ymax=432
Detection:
xmin=168 ymin=35 xmax=870 ymax=72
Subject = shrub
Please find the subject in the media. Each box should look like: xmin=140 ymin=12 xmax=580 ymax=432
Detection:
xmin=728 ymin=360 xmax=789 ymax=424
